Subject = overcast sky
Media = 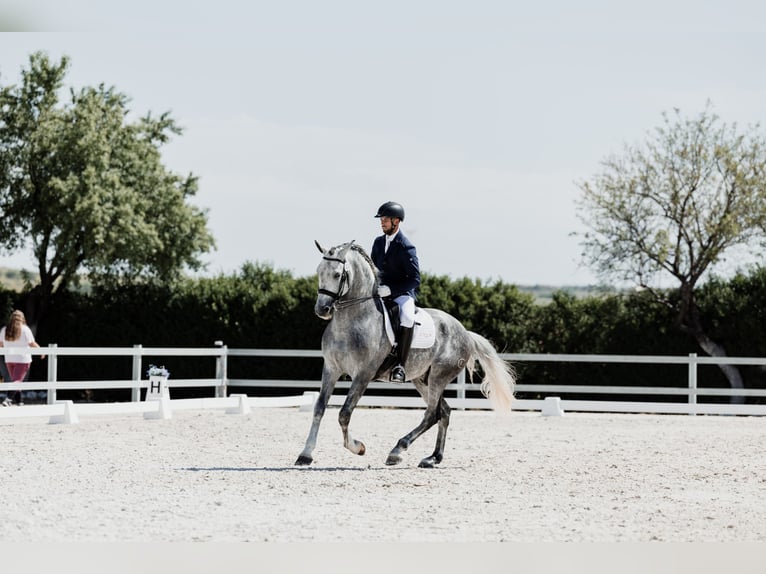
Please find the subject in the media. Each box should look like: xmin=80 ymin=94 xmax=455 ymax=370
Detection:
xmin=1 ymin=1 xmax=765 ymax=285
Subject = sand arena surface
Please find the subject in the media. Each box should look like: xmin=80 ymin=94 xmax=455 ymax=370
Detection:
xmin=1 ymin=406 xmax=764 ymax=542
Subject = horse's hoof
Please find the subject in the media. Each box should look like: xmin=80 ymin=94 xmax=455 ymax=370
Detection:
xmin=295 ymin=455 xmax=313 ymax=466
xmin=385 ymin=453 xmax=403 ymax=466
xmin=418 ymin=456 xmax=441 ymax=468
xmin=357 ymin=442 xmax=366 ymax=456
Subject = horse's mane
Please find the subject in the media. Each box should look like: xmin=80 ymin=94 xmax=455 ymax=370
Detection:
xmin=348 ymin=243 xmax=375 ymax=271
xmin=346 ymin=242 xmax=379 ymax=285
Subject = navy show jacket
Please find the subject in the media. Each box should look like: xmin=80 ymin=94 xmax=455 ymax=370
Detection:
xmin=370 ymin=231 xmax=421 ymax=299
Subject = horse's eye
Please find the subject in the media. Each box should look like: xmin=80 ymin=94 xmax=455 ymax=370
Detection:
xmin=333 ymin=272 xmax=341 ymax=279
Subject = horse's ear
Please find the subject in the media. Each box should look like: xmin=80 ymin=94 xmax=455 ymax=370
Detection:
xmin=314 ymin=240 xmax=325 ymax=254
xmin=338 ymin=240 xmax=355 ymax=260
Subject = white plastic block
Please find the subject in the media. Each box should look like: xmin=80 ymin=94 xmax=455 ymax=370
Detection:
xmin=226 ymin=393 xmax=251 ymax=415
xmin=300 ymin=391 xmax=319 ymax=412
xmin=144 ymin=396 xmax=172 ymax=420
xmin=541 ymin=396 xmax=565 ymax=417
xmin=49 ymin=400 xmax=79 ymax=425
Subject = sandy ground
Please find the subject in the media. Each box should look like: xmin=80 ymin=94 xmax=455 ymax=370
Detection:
xmin=0 ymin=405 xmax=764 ymax=543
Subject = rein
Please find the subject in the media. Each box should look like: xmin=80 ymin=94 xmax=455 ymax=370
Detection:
xmin=333 ymin=295 xmax=376 ymax=310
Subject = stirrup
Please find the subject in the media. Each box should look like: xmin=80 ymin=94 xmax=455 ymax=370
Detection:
xmin=390 ymin=365 xmax=406 ymax=383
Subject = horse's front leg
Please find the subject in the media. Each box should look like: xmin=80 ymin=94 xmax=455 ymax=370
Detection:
xmin=339 ymin=373 xmax=374 ymax=457
xmin=295 ymin=365 xmax=339 ymax=466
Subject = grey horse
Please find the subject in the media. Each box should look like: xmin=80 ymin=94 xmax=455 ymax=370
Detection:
xmin=295 ymin=240 xmax=515 ymax=468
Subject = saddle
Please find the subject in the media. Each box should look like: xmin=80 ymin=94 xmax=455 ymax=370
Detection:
xmin=372 ymin=297 xmax=435 ymax=381
xmin=375 ymin=297 xmax=401 ymax=333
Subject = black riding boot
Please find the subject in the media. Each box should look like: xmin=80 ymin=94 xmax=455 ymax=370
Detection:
xmin=390 ymin=326 xmax=414 ymax=383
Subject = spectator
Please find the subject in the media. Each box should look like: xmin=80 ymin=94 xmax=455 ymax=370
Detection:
xmin=0 ymin=310 xmax=43 ymax=406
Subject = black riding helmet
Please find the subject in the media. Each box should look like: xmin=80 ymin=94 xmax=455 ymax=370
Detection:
xmin=374 ymin=201 xmax=405 ymax=221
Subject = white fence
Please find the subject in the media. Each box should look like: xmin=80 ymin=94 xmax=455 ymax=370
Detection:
xmin=2 ymin=346 xmax=766 ymax=420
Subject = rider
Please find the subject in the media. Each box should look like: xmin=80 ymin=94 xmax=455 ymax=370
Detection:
xmin=370 ymin=201 xmax=420 ymax=383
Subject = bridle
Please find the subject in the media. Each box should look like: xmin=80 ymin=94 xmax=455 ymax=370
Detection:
xmin=317 ymin=253 xmax=375 ymax=310
xmin=317 ymin=254 xmax=349 ymax=302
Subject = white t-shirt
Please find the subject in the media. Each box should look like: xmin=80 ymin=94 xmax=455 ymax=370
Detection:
xmin=0 ymin=325 xmax=36 ymax=364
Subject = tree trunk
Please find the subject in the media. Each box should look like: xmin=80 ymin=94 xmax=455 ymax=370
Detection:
xmin=683 ymin=323 xmax=745 ymax=405
xmin=678 ymin=285 xmax=745 ymax=405
xmin=23 ymin=284 xmax=49 ymax=336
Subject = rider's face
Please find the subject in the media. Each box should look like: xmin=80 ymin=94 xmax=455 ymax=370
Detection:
xmin=379 ymin=216 xmax=399 ymax=235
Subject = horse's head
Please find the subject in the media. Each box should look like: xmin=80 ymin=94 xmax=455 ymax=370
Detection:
xmin=313 ymin=240 xmax=376 ymax=320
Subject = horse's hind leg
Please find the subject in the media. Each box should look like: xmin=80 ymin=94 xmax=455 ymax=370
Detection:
xmin=386 ymin=367 xmax=455 ymax=468
xmin=385 ymin=402 xmax=441 ymax=466
xmin=418 ymin=396 xmax=450 ymax=469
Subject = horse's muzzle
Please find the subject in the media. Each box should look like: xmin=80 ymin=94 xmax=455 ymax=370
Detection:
xmin=314 ymin=299 xmax=334 ymax=320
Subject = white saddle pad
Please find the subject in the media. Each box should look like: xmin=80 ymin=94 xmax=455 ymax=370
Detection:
xmin=383 ymin=308 xmax=436 ymax=349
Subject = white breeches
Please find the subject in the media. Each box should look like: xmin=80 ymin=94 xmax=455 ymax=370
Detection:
xmin=394 ymin=295 xmax=416 ymax=328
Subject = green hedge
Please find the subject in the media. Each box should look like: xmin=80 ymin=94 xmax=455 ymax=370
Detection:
xmin=4 ymin=265 xmax=765 ymax=402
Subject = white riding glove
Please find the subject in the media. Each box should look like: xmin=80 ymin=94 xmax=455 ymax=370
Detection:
xmin=377 ymin=285 xmax=392 ymax=298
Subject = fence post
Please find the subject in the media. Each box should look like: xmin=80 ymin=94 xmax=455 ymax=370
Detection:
xmin=688 ymin=353 xmax=698 ymax=416
xmin=132 ymin=345 xmax=142 ymax=402
xmin=457 ymin=368 xmax=466 ymax=409
xmin=46 ymin=343 xmax=58 ymax=405
xmin=214 ymin=341 xmax=227 ymax=398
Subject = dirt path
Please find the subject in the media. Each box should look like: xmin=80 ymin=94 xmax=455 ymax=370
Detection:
xmin=1 ymin=407 xmax=764 ymax=542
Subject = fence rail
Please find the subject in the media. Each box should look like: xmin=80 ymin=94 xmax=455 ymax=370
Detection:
xmin=1 ymin=346 xmax=766 ymax=416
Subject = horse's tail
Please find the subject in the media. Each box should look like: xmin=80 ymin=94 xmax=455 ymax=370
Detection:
xmin=467 ymin=332 xmax=515 ymax=413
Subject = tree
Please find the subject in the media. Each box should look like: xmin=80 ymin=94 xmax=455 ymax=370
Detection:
xmin=0 ymin=52 xmax=215 ymax=327
xmin=576 ymin=105 xmax=766 ymax=402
